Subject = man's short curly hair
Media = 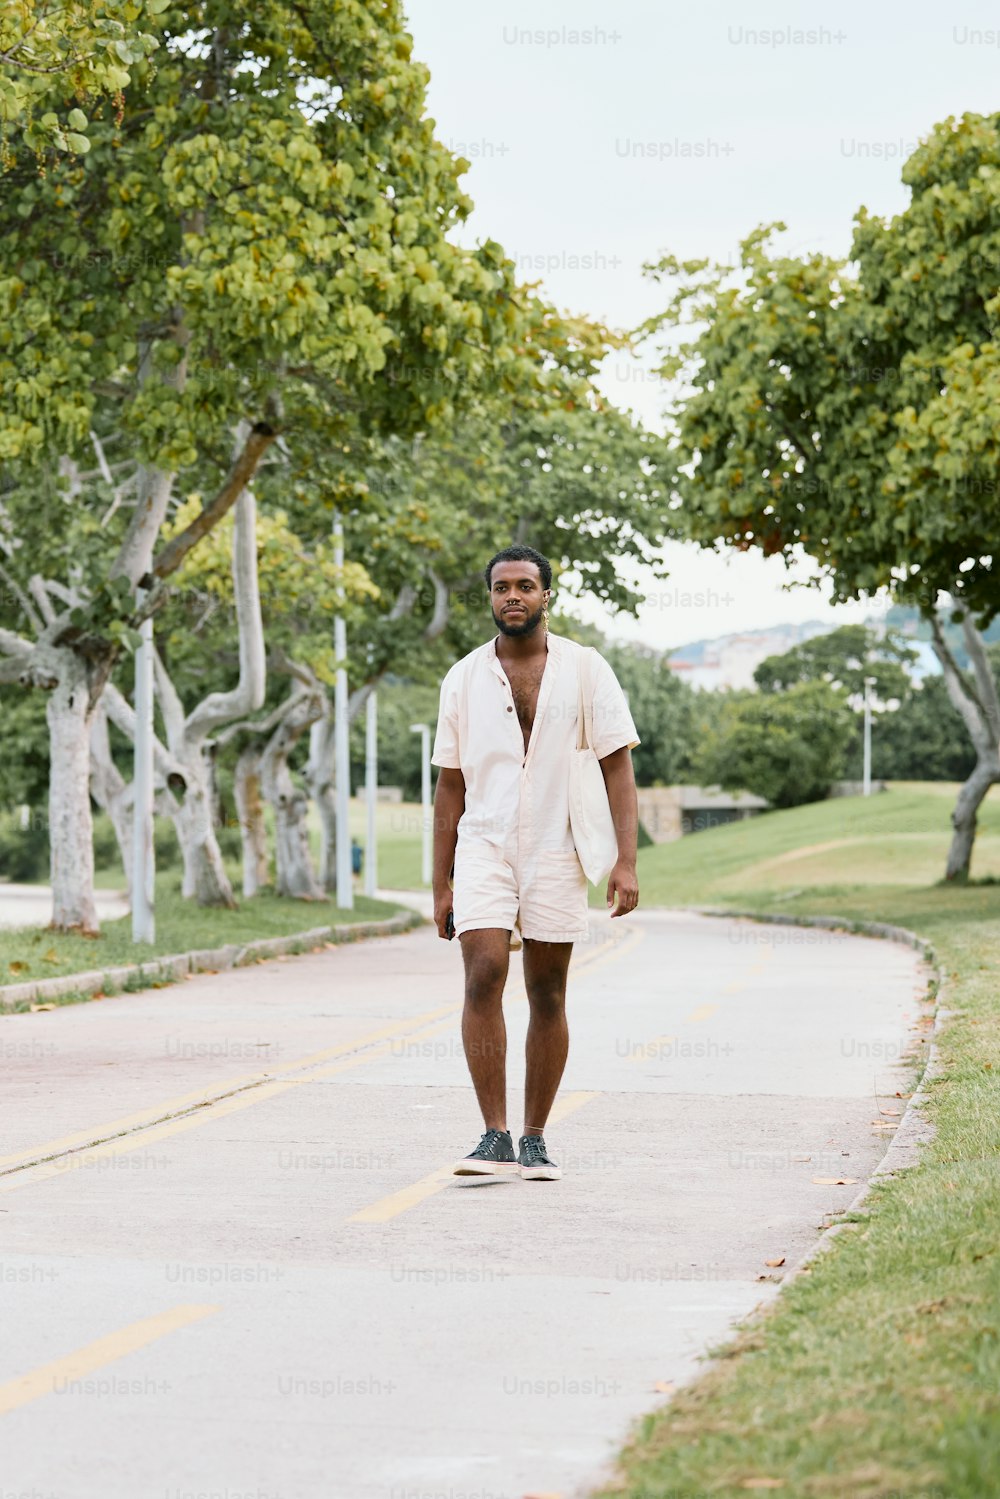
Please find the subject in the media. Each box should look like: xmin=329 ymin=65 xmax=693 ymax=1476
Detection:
xmin=483 ymin=544 xmax=552 ymax=591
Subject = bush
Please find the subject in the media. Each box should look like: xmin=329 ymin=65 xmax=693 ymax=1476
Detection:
xmin=0 ymin=810 xmax=50 ymax=882
xmin=696 ymin=680 xmax=856 ymax=809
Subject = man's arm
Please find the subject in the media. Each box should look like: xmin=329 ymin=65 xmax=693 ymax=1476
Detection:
xmin=599 ymin=745 xmax=639 ymax=917
xmin=432 ymin=766 xmax=466 ymax=939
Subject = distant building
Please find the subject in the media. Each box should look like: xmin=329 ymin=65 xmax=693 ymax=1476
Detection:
xmin=667 ymin=620 xmax=835 ymax=691
xmin=637 ymin=785 xmax=769 ymax=843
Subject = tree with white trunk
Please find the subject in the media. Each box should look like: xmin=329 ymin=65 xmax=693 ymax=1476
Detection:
xmin=642 ymin=113 xmax=1000 ymax=877
xmin=1 ymin=2 xmax=533 ymax=928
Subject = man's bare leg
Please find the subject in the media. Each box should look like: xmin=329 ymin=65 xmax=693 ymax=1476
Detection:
xmin=458 ymin=928 xmax=511 ymax=1130
xmin=521 ymin=938 xmax=574 ymax=1135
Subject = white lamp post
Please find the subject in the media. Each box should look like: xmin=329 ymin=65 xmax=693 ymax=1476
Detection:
xmin=333 ymin=511 xmax=353 ymax=909
xmin=131 ymin=605 xmax=155 ymax=943
xmin=365 ymin=690 xmax=378 ymax=897
xmin=862 ymin=675 xmax=876 ymax=797
xmin=410 ymin=722 xmax=431 ymax=885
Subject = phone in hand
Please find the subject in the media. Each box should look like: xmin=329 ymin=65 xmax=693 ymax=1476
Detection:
xmin=445 ymin=910 xmax=455 ymax=940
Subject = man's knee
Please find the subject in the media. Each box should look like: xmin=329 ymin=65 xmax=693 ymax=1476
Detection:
xmin=460 ymin=932 xmax=509 ymax=1006
xmin=526 ymin=981 xmax=567 ymax=1022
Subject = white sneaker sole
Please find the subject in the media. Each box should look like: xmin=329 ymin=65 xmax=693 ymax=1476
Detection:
xmin=453 ymin=1160 xmax=519 ymax=1177
xmin=518 ymin=1164 xmax=562 ymax=1181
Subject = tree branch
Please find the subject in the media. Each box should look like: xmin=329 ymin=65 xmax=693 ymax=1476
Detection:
xmin=0 ymin=562 xmax=42 ymax=633
xmin=101 ymin=682 xmax=188 ymax=788
xmin=150 ymin=422 xmax=277 ymax=582
xmin=151 ymin=646 xmax=187 ymax=750
xmin=930 ymin=611 xmax=992 ymax=750
xmin=961 ymin=614 xmax=1000 ymax=743
xmin=27 ymin=575 xmax=57 ymax=626
xmin=182 ymin=486 xmax=266 ymax=741
xmin=0 ymin=625 xmax=32 ymax=659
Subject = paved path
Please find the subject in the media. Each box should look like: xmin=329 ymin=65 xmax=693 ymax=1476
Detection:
xmin=0 ymin=882 xmax=129 ymax=929
xmin=0 ymin=908 xmax=926 ymax=1498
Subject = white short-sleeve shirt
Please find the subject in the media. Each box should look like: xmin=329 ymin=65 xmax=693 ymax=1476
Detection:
xmin=431 ymin=631 xmax=639 ymax=861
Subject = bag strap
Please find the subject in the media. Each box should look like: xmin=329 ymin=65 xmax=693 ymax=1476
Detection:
xmin=576 ymin=647 xmax=597 ymax=752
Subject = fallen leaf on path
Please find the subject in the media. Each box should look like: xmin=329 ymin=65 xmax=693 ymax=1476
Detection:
xmin=764 ymin=1257 xmax=786 ymax=1267
xmin=523 ymin=1492 xmax=563 ymax=1499
xmin=653 ymin=1380 xmax=675 ymax=1394
xmin=29 ymin=1002 xmax=55 ymax=1011
xmin=880 ymin=1107 xmax=901 ymax=1116
xmin=811 ymin=1176 xmax=858 ymax=1186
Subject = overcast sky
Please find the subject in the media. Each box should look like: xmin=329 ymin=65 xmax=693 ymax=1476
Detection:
xmin=404 ymin=0 xmax=1000 ymax=650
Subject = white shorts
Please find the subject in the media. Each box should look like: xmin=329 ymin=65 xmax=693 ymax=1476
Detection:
xmin=453 ymin=837 xmax=589 ymax=944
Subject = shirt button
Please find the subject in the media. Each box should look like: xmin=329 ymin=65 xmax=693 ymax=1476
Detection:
xmin=506 ymin=706 xmax=513 ymax=712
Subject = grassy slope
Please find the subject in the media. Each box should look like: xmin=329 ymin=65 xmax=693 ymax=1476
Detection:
xmin=598 ymin=784 xmax=1000 ymax=1499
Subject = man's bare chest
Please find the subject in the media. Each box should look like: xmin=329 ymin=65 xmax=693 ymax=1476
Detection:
xmin=502 ymin=658 xmax=547 ymax=750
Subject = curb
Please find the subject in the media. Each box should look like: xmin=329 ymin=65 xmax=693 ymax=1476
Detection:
xmin=0 ymin=908 xmax=424 ymax=1013
xmin=690 ymin=905 xmax=943 ymax=1281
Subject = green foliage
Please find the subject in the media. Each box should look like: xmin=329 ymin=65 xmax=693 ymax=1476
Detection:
xmin=604 ymin=642 xmax=716 ymax=786
xmin=868 ymin=673 xmax=977 ymax=782
xmin=0 ymin=0 xmax=531 ymax=543
xmin=0 ymin=685 xmax=48 ymax=806
xmin=754 ymin=623 xmax=917 ymax=703
xmin=697 ymin=679 xmax=856 ymax=808
xmin=0 ymin=808 xmax=49 ymax=880
xmin=0 ymin=2 xmax=158 ymax=161
xmin=644 ymin=112 xmax=1000 ymax=624
xmin=348 ymin=679 xmax=440 ymax=801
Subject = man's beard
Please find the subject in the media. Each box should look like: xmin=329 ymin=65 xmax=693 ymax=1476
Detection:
xmin=494 ymin=601 xmax=545 ymax=638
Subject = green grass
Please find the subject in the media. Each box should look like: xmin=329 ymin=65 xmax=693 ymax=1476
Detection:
xmin=0 ymin=870 xmax=405 ymax=994
xmin=345 ymin=797 xmax=428 ymax=890
xmin=598 ymin=783 xmax=1000 ymax=1499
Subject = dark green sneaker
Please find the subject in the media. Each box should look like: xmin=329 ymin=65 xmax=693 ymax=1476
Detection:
xmin=518 ymin=1134 xmax=562 ymax=1181
xmin=454 ymin=1128 xmax=517 ymax=1177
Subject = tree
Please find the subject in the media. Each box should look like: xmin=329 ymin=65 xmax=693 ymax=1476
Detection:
xmin=0 ymin=0 xmax=533 ymax=927
xmin=697 ymin=680 xmax=856 ymax=809
xmin=603 ymin=642 xmax=713 ymax=786
xmin=870 ymin=674 xmax=977 ymax=782
xmin=289 ymin=344 xmax=668 ymax=887
xmin=643 ymin=112 xmax=1000 ymax=878
xmin=754 ymin=623 xmax=916 ymax=704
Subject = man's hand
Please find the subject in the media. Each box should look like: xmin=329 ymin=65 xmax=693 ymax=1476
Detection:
xmin=433 ymin=888 xmax=455 ymax=940
xmin=606 ymin=859 xmax=639 ymax=918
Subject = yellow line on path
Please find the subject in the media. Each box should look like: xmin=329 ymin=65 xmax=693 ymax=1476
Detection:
xmin=348 ymin=1090 xmax=601 ymax=1225
xmin=0 ymin=1304 xmax=218 ymax=1416
xmin=0 ymin=1026 xmax=466 ymax=1194
xmin=0 ymin=1002 xmax=459 ymax=1174
xmin=685 ymin=1003 xmax=719 ymax=1024
xmin=2 ymin=917 xmax=639 ymax=1192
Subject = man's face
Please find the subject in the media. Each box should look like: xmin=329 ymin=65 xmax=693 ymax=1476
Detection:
xmin=489 ymin=562 xmax=550 ymax=638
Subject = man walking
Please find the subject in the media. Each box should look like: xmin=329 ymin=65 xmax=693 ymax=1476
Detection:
xmin=431 ymin=545 xmax=640 ymax=1182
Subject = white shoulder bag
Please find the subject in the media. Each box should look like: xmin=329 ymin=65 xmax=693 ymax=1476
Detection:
xmin=568 ymin=647 xmax=620 ymax=885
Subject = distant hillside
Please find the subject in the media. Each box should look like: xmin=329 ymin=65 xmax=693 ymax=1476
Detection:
xmin=663 ymin=609 xmax=973 ymax=691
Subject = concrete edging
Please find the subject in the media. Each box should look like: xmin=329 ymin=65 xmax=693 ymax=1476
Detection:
xmin=691 ymin=904 xmax=944 ymax=1281
xmin=0 ymin=908 xmax=424 ymax=1013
